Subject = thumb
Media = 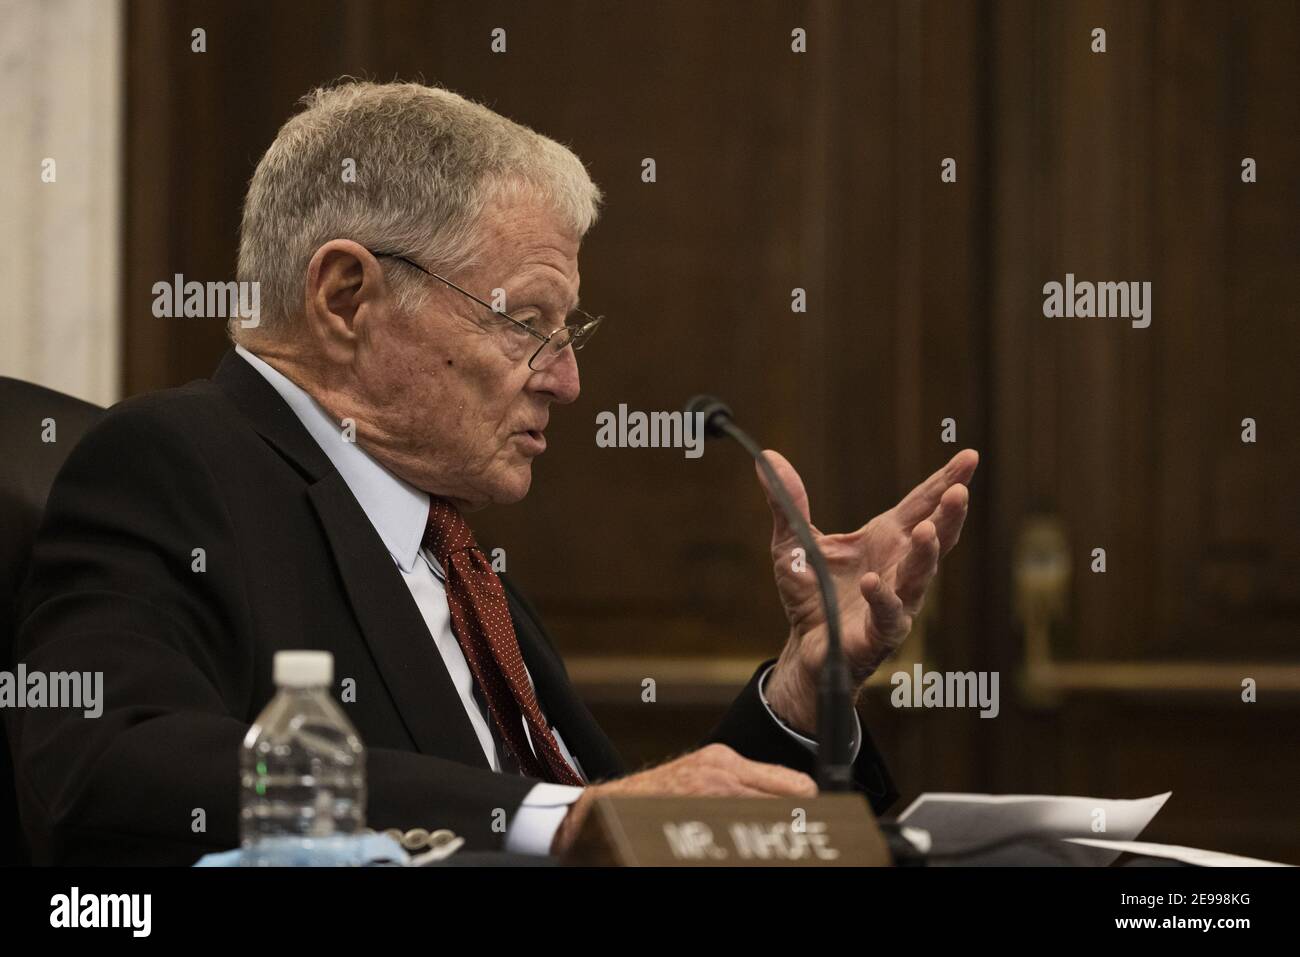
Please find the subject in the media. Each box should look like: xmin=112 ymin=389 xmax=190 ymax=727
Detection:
xmin=754 ymin=449 xmax=811 ymax=545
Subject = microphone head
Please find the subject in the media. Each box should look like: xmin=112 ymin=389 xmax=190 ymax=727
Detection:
xmin=683 ymin=394 xmax=734 ymax=439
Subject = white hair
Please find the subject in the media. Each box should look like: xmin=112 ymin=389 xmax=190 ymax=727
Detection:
xmin=233 ymin=79 xmax=602 ymax=339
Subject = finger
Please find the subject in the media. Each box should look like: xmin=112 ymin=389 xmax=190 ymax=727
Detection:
xmin=894 ymin=448 xmax=979 ymax=530
xmin=676 ymin=771 xmax=777 ymax=799
xmin=926 ymin=483 xmax=970 ymax=556
xmin=861 ymin=572 xmax=909 ymax=649
xmin=723 ymin=751 xmax=819 ymax=797
xmin=716 ymin=783 xmax=786 ymax=799
xmin=894 ymin=520 xmax=941 ymax=610
xmin=754 ymin=449 xmax=812 ymax=547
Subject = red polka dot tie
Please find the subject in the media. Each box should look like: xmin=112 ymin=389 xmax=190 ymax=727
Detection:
xmin=423 ymin=497 xmax=584 ymax=787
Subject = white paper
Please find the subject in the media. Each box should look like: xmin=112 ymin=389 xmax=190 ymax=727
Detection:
xmin=896 ymin=791 xmax=1171 ymax=865
xmin=1065 ymin=838 xmax=1293 ymax=868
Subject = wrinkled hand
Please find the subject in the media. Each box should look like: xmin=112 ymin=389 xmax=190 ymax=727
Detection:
xmin=550 ymin=744 xmax=817 ymax=854
xmin=761 ymin=449 xmax=979 ymax=734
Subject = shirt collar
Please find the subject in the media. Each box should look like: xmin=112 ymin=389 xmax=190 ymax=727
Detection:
xmin=235 ymin=345 xmax=429 ymax=572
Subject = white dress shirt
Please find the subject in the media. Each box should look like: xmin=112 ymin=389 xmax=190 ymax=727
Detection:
xmin=235 ymin=345 xmax=858 ymax=855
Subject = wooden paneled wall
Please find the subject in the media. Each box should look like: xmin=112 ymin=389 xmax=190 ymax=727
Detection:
xmin=123 ymin=1 xmax=1299 ymax=861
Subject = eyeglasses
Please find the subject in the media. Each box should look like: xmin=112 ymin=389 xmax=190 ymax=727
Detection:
xmin=367 ymin=249 xmax=604 ymax=371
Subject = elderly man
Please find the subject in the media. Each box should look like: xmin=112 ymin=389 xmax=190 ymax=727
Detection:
xmin=9 ymin=81 xmax=976 ymax=864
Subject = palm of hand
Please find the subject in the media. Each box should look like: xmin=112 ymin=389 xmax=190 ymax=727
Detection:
xmin=761 ymin=449 xmax=978 ymax=684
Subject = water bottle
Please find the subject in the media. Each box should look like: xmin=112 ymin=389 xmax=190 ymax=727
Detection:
xmin=239 ymin=650 xmax=366 ymax=865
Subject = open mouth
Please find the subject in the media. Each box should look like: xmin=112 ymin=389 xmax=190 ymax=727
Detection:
xmin=514 ymin=429 xmax=547 ymax=455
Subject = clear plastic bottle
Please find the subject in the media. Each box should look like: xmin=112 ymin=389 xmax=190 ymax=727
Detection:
xmin=239 ymin=651 xmax=366 ymax=865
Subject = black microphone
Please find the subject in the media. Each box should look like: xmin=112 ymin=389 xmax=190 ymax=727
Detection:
xmin=683 ymin=395 xmax=855 ymax=791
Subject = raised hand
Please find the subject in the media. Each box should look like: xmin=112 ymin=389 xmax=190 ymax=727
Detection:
xmin=758 ymin=449 xmax=979 ymax=734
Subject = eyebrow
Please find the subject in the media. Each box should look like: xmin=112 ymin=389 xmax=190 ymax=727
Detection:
xmin=510 ymin=278 xmax=581 ymax=318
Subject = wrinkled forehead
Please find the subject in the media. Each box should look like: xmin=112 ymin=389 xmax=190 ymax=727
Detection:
xmin=470 ymin=199 xmax=583 ymax=308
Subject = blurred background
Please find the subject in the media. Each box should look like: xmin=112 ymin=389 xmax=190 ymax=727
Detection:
xmin=2 ymin=0 xmax=1297 ymax=862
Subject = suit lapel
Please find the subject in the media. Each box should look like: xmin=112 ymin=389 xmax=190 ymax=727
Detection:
xmin=213 ymin=349 xmax=623 ymax=778
xmin=214 ymin=350 xmax=490 ymax=768
xmin=212 ymin=350 xmax=334 ymax=483
xmin=505 ymin=584 xmax=625 ymax=780
xmin=308 ymin=473 xmax=489 ymax=767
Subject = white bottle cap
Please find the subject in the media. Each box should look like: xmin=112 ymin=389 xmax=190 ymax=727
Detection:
xmin=273 ymin=651 xmax=333 ymax=688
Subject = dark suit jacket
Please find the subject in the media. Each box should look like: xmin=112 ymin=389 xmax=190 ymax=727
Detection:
xmin=7 ymin=351 xmax=897 ymax=865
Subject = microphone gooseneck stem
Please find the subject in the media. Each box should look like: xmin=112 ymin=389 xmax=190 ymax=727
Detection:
xmin=714 ymin=418 xmax=855 ymax=792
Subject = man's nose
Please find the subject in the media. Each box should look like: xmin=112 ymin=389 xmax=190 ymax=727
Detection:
xmin=530 ymin=346 xmax=581 ymax=404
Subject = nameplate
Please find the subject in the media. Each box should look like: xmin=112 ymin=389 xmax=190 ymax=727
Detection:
xmin=563 ymin=794 xmax=890 ymax=866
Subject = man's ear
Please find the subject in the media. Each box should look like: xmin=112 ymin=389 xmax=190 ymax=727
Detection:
xmin=302 ymin=240 xmax=389 ymax=362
